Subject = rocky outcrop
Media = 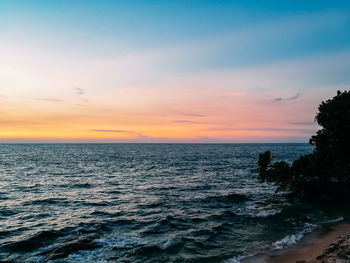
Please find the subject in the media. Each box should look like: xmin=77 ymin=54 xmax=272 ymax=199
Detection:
xmin=315 ymin=234 xmax=350 ymax=263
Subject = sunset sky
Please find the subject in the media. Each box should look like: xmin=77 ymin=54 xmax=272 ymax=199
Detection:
xmin=1 ymin=1 xmax=350 ymax=142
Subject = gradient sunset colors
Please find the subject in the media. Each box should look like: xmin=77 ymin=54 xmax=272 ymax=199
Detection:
xmin=1 ymin=1 xmax=350 ymax=142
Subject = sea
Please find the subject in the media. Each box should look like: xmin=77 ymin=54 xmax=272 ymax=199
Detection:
xmin=0 ymin=143 xmax=348 ymax=263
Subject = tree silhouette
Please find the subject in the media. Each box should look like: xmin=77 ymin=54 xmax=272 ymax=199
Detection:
xmin=258 ymin=91 xmax=350 ymax=201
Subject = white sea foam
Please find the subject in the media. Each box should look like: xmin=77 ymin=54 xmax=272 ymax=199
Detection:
xmin=235 ymin=207 xmax=282 ymax=218
xmin=67 ymin=250 xmax=108 ymax=263
xmin=255 ymin=209 xmax=282 ymax=217
xmin=272 ymin=222 xmax=317 ymax=250
xmin=321 ymin=216 xmax=344 ymax=224
xmin=272 ymin=232 xmax=304 ymax=250
xmin=96 ymin=235 xmax=147 ymax=249
xmin=224 ymin=222 xmax=318 ymax=263
xmin=158 ymin=239 xmax=174 ymax=250
xmin=158 ymin=237 xmax=182 ymax=250
xmin=63 ymin=235 xmax=147 ymax=263
xmin=223 ymin=253 xmax=255 ymax=263
xmin=64 ymin=236 xmax=183 ymax=262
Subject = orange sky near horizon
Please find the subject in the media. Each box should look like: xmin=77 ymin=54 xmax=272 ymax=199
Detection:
xmin=1 ymin=3 xmax=349 ymax=142
xmin=0 ymin=84 xmax=322 ymax=142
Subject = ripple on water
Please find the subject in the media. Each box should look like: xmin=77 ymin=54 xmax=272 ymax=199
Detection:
xmin=0 ymin=143 xmax=328 ymax=263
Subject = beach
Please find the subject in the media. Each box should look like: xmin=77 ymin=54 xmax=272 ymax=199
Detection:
xmin=243 ymin=223 xmax=350 ymax=263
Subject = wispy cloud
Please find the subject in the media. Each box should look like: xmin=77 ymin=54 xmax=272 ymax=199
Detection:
xmin=274 ymin=93 xmax=301 ymax=102
xmin=89 ymin=129 xmax=132 ymax=133
xmin=207 ymin=127 xmax=316 ymax=133
xmin=34 ymin=98 xmax=63 ymax=102
xmin=288 ymin=93 xmax=301 ymax=100
xmin=291 ymin=121 xmax=317 ymax=126
xmin=0 ymin=120 xmax=45 ymax=125
xmin=274 ymin=97 xmax=283 ymax=101
xmin=0 ymin=8 xmax=348 ymax=143
xmin=73 ymin=87 xmax=85 ymax=95
xmin=173 ymin=120 xmax=206 ymax=124
xmin=89 ymin=129 xmax=149 ymax=139
xmin=183 ymin=113 xmax=205 ymax=117
xmin=170 ymin=111 xmax=206 ymax=117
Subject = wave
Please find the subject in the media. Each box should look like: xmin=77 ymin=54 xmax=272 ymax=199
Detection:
xmin=83 ymin=201 xmax=115 ymax=207
xmin=224 ymin=222 xmax=317 ymax=263
xmin=90 ymin=210 xmax=122 ymax=217
xmin=157 ymin=215 xmax=188 ymax=226
xmin=60 ymin=235 xmax=184 ymax=262
xmin=22 ymin=197 xmax=69 ymax=206
xmin=235 ymin=207 xmax=282 ymax=218
xmin=3 ymin=230 xmax=64 ymax=252
xmin=224 ymin=253 xmax=255 ymax=263
xmin=137 ymin=201 xmax=164 ymax=209
xmin=198 ymin=193 xmax=251 ymax=204
xmin=158 ymin=237 xmax=182 ymax=250
xmin=35 ymin=233 xmax=102 ymax=262
xmin=255 ymin=209 xmax=282 ymax=218
xmin=0 ymin=208 xmax=17 ymax=217
xmin=96 ymin=235 xmax=147 ymax=249
xmin=272 ymin=222 xmax=317 ymax=250
xmin=72 ymin=182 xmax=93 ymax=188
xmin=0 ymin=195 xmax=11 ymax=200
xmin=40 ymin=235 xmax=148 ymax=263
xmin=132 ymin=238 xmax=184 ymax=257
xmin=320 ymin=216 xmax=344 ymax=224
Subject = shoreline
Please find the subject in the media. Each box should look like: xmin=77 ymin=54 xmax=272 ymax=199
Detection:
xmin=242 ymin=222 xmax=350 ymax=263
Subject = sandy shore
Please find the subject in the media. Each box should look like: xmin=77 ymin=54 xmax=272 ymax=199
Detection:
xmin=243 ymin=223 xmax=350 ymax=263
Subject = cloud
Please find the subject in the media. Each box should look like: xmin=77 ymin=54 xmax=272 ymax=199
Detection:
xmin=0 ymin=96 xmax=63 ymax=103
xmin=73 ymin=87 xmax=85 ymax=95
xmin=273 ymin=93 xmax=301 ymax=102
xmin=170 ymin=111 xmax=206 ymax=117
xmin=291 ymin=121 xmax=317 ymax=126
xmin=206 ymin=127 xmax=316 ymax=134
xmin=89 ymin=129 xmax=132 ymax=133
xmin=134 ymin=132 xmax=150 ymax=139
xmin=183 ymin=113 xmax=205 ymax=117
xmin=288 ymin=93 xmax=301 ymax=100
xmin=173 ymin=120 xmax=206 ymax=124
xmin=89 ymin=129 xmax=149 ymax=139
xmin=73 ymin=98 xmax=90 ymax=106
xmin=0 ymin=120 xmax=45 ymax=125
xmin=0 ymin=135 xmax=308 ymax=143
xmin=34 ymin=98 xmax=63 ymax=102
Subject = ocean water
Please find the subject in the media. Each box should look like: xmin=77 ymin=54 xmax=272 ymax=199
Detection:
xmin=0 ymin=143 xmax=348 ymax=263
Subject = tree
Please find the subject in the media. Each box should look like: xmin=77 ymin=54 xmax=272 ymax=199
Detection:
xmin=257 ymin=91 xmax=350 ymax=201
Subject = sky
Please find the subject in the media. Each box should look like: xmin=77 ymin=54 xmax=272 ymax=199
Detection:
xmin=0 ymin=0 xmax=350 ymax=143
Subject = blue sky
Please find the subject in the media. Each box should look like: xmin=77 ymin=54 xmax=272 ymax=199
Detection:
xmin=1 ymin=1 xmax=350 ymax=75
xmin=0 ymin=1 xmax=349 ymax=142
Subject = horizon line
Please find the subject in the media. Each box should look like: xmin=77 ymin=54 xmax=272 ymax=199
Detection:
xmin=0 ymin=141 xmax=310 ymax=144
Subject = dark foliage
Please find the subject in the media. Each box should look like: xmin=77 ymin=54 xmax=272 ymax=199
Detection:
xmin=258 ymin=91 xmax=350 ymax=201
